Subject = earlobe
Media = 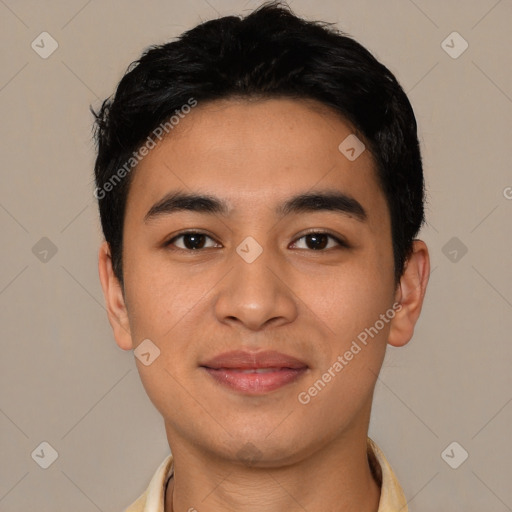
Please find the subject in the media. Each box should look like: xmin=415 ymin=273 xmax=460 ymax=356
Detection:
xmin=97 ymin=241 xmax=133 ymax=351
xmin=387 ymin=240 xmax=430 ymax=348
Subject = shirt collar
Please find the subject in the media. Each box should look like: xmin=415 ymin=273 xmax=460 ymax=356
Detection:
xmin=124 ymin=437 xmax=407 ymax=512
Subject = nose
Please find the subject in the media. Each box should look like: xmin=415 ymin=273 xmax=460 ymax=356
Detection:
xmin=213 ymin=238 xmax=298 ymax=331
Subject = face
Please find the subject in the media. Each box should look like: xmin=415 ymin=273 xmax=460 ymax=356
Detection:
xmin=107 ymin=97 xmax=405 ymax=466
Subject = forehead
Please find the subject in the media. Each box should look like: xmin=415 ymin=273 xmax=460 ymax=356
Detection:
xmin=125 ymin=97 xmax=388 ymax=224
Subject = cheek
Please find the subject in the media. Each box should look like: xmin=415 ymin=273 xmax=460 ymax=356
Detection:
xmin=306 ymin=254 xmax=394 ymax=407
xmin=298 ymin=284 xmax=392 ymax=421
xmin=316 ymin=257 xmax=394 ymax=339
xmin=123 ymin=249 xmax=210 ymax=340
xmin=319 ymin=288 xmax=391 ymax=381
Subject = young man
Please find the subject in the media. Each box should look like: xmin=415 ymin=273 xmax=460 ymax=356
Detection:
xmin=93 ymin=2 xmax=429 ymax=511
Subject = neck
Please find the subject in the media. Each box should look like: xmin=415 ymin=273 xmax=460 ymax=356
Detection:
xmin=164 ymin=432 xmax=381 ymax=512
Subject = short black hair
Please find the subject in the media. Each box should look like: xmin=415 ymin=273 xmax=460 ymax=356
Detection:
xmin=92 ymin=1 xmax=425 ymax=289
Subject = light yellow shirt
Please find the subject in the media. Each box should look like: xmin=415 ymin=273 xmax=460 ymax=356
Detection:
xmin=124 ymin=437 xmax=408 ymax=511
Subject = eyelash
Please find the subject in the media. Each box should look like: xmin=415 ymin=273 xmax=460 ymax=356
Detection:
xmin=164 ymin=230 xmax=349 ymax=252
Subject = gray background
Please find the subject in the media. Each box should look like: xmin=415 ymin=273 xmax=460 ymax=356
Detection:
xmin=1 ymin=0 xmax=511 ymax=511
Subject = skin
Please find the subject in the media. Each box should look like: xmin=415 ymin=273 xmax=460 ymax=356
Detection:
xmin=98 ymin=97 xmax=429 ymax=512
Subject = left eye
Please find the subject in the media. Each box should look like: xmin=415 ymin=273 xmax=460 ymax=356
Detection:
xmin=164 ymin=231 xmax=347 ymax=251
xmin=291 ymin=232 xmax=346 ymax=250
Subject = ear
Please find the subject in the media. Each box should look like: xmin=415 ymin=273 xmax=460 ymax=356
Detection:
xmin=387 ymin=240 xmax=430 ymax=347
xmin=98 ymin=240 xmax=133 ymax=351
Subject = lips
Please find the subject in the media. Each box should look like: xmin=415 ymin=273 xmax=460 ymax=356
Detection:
xmin=200 ymin=350 xmax=308 ymax=394
xmin=201 ymin=350 xmax=308 ymax=370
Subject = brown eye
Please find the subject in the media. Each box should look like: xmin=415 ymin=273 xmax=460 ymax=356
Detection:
xmin=165 ymin=232 xmax=219 ymax=250
xmin=164 ymin=230 xmax=348 ymax=252
xmin=291 ymin=232 xmax=348 ymax=251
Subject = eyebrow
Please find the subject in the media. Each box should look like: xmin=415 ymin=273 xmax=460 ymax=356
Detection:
xmin=144 ymin=189 xmax=367 ymax=224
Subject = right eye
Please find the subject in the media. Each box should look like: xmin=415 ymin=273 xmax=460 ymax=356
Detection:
xmin=164 ymin=231 xmax=221 ymax=251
